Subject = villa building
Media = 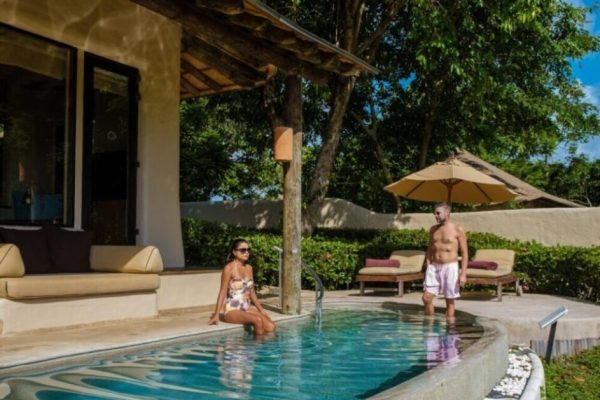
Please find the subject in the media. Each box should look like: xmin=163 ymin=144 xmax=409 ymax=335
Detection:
xmin=0 ymin=0 xmax=374 ymax=267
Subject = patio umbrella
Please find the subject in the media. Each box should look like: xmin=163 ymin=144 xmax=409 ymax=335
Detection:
xmin=384 ymin=158 xmax=517 ymax=204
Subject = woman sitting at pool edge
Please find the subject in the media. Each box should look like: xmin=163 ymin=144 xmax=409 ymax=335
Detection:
xmin=208 ymin=239 xmax=276 ymax=335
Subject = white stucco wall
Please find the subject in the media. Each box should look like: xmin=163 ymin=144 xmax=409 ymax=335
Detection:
xmin=1 ymin=0 xmax=185 ymax=266
xmin=181 ymin=198 xmax=600 ymax=247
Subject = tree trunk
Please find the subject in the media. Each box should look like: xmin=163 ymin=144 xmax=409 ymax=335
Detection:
xmin=300 ymin=0 xmax=405 ymax=232
xmin=418 ymin=80 xmax=444 ymax=168
xmin=419 ymin=107 xmax=435 ymax=169
xmin=351 ymin=108 xmax=402 ymax=212
xmin=364 ymin=127 xmax=403 ymax=212
xmin=303 ymin=75 xmax=356 ymax=233
xmin=281 ymin=74 xmax=303 ymax=315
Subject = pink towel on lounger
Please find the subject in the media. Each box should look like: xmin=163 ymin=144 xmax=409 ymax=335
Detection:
xmin=364 ymin=258 xmax=400 ymax=268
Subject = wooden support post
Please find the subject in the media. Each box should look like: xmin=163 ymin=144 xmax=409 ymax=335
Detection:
xmin=281 ymin=74 xmax=302 ymax=315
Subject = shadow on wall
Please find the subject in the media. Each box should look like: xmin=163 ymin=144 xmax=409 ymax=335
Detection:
xmin=180 ymin=198 xmax=422 ymax=231
xmin=317 ymin=198 xmax=414 ymax=229
xmin=181 ymin=200 xmax=283 ymax=229
xmin=181 ymin=198 xmax=600 ymax=247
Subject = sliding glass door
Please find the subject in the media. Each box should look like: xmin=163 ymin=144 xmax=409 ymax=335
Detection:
xmin=83 ymin=55 xmax=138 ymax=244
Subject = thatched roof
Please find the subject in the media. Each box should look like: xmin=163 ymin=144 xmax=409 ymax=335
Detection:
xmin=130 ymin=0 xmax=378 ymax=98
xmin=451 ymin=150 xmax=583 ymax=208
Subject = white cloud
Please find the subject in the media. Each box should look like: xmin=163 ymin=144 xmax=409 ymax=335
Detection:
xmin=576 ymin=137 xmax=600 ymax=159
xmin=582 ymin=83 xmax=600 ymax=108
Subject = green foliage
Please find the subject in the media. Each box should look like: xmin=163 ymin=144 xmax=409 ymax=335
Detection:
xmin=181 ymin=218 xmax=249 ymax=267
xmin=179 ymin=93 xmax=282 ymax=202
xmin=544 ymin=156 xmax=600 ymax=206
xmin=545 ymin=345 xmax=600 ymax=400
xmin=179 ymin=1 xmax=600 ymax=214
xmin=182 ymin=219 xmax=600 ymax=303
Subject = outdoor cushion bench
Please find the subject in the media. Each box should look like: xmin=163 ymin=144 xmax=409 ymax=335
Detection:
xmin=0 ymin=241 xmax=163 ymax=335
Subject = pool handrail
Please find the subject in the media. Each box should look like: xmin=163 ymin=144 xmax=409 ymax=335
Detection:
xmin=302 ymin=261 xmax=324 ymax=325
xmin=272 ymin=246 xmax=325 ymax=324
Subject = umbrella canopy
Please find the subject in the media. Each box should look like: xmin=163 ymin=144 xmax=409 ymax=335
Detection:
xmin=384 ymin=158 xmax=517 ymax=204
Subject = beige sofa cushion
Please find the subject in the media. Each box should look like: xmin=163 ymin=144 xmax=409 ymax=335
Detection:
xmin=466 ymin=249 xmax=515 ymax=278
xmin=358 ymin=250 xmax=425 ymax=275
xmin=90 ymin=245 xmax=163 ymax=273
xmin=0 ymin=273 xmax=160 ymax=299
xmin=0 ymin=244 xmax=25 ymax=278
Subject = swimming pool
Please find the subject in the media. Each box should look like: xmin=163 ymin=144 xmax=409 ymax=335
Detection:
xmin=0 ymin=306 xmax=487 ymax=399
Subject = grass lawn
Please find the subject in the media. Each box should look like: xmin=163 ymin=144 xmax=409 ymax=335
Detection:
xmin=545 ymin=345 xmax=600 ymax=400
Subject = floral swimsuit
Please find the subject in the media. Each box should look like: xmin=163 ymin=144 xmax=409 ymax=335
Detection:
xmin=224 ymin=277 xmax=254 ymax=313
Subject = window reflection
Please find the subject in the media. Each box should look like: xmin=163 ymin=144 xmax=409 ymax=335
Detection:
xmin=0 ymin=25 xmax=74 ymax=225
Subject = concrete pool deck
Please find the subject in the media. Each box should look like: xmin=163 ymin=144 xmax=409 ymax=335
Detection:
xmin=0 ymin=290 xmax=598 ymax=377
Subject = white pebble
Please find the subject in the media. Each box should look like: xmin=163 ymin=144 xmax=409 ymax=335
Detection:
xmin=484 ymin=347 xmax=533 ymax=399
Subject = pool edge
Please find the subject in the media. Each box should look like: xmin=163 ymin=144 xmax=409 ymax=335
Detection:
xmin=369 ymin=315 xmax=509 ymax=400
xmin=0 ymin=314 xmax=311 ymax=379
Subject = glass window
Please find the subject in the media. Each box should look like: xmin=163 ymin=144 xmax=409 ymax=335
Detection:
xmin=0 ymin=25 xmax=75 ymax=225
xmin=83 ymin=57 xmax=138 ymax=245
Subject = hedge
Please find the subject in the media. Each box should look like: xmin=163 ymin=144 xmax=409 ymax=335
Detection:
xmin=182 ymin=219 xmax=600 ymax=303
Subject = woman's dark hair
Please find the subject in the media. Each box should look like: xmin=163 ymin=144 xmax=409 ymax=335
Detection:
xmin=227 ymin=238 xmax=249 ymax=261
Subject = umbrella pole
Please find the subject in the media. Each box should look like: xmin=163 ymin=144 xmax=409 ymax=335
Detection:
xmin=444 ymin=180 xmax=455 ymax=203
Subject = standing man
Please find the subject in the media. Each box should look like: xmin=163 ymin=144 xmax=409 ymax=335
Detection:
xmin=423 ymin=202 xmax=468 ymax=319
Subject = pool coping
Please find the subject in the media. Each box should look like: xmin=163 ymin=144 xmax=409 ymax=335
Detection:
xmin=369 ymin=313 xmax=508 ymax=400
xmin=520 ymin=350 xmax=545 ymax=400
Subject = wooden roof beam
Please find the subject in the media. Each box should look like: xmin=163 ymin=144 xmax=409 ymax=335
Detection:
xmin=188 ymin=12 xmax=330 ymax=83
xmin=223 ymin=14 xmax=357 ymax=75
xmin=180 ymin=59 xmax=223 ymax=92
xmin=182 ymin=36 xmax=266 ymax=88
xmin=180 ymin=75 xmax=203 ymax=96
xmin=193 ymin=0 xmax=245 ymax=15
xmin=225 ymin=13 xmax=271 ymax=32
xmin=132 ymin=0 xmax=332 ymax=84
xmin=182 ymin=31 xmax=267 ymax=73
xmin=224 ymin=14 xmax=329 ymax=57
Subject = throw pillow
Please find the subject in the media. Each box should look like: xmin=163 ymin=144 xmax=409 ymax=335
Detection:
xmin=0 ymin=227 xmax=53 ymax=274
xmin=365 ymin=258 xmax=401 ymax=268
xmin=46 ymin=226 xmax=93 ymax=273
xmin=467 ymin=260 xmax=499 ymax=271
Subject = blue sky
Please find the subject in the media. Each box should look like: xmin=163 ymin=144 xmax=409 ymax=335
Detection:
xmin=555 ymin=0 xmax=600 ymax=161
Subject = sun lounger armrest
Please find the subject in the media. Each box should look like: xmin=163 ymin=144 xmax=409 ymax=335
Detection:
xmin=90 ymin=245 xmax=164 ymax=273
xmin=0 ymin=244 xmax=25 ymax=277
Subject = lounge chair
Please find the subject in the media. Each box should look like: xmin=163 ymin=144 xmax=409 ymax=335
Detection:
xmin=466 ymin=249 xmax=522 ymax=301
xmin=356 ymin=250 xmax=426 ymax=297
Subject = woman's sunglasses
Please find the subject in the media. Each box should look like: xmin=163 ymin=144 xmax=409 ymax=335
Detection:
xmin=235 ymin=247 xmax=251 ymax=254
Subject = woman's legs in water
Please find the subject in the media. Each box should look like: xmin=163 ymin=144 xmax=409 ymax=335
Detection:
xmin=223 ymin=309 xmax=275 ymax=335
xmin=247 ymin=307 xmax=275 ymax=333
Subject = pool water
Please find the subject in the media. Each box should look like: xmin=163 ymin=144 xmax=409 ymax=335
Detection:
xmin=0 ymin=307 xmax=483 ymax=400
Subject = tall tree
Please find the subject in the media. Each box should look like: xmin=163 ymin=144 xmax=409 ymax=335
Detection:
xmin=181 ymin=0 xmax=600 ymax=215
xmin=330 ymin=0 xmax=600 ymax=212
xmin=266 ymin=0 xmax=405 ymax=231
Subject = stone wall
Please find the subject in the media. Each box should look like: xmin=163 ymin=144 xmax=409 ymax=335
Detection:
xmin=181 ymin=198 xmax=600 ymax=247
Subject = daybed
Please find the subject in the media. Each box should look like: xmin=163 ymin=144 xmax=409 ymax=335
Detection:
xmin=466 ymin=249 xmax=522 ymax=302
xmin=0 ymin=227 xmax=164 ymax=335
xmin=356 ymin=250 xmax=426 ymax=297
